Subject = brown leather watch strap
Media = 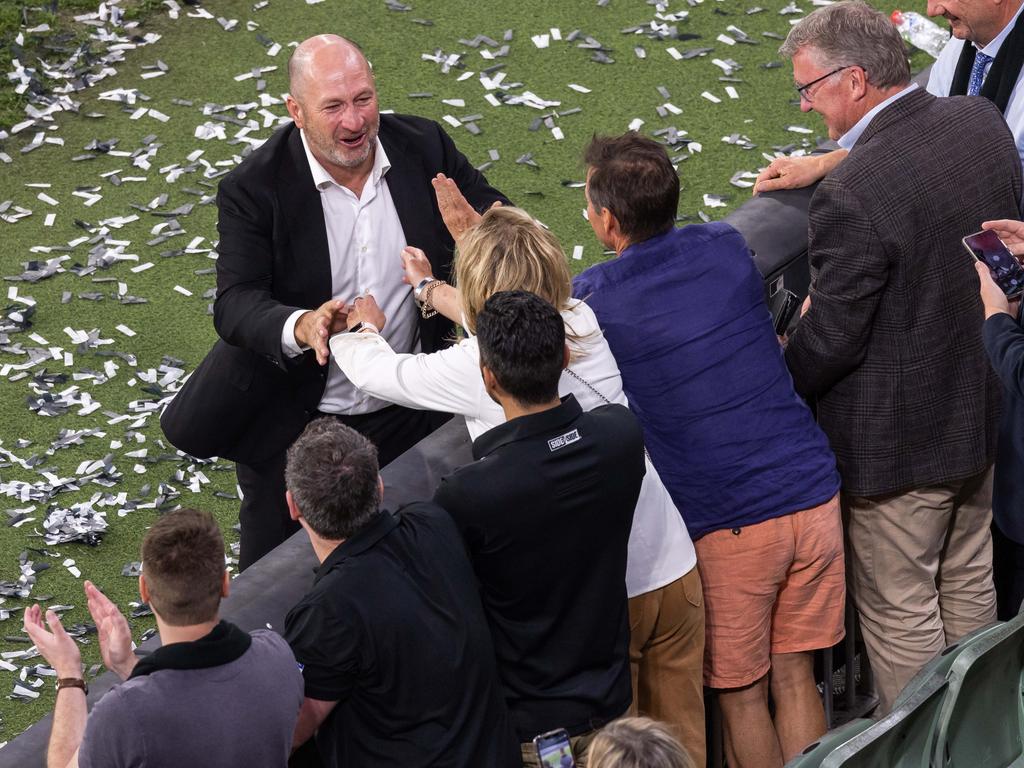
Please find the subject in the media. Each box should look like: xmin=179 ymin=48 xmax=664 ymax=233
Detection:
xmin=55 ymin=677 xmax=88 ymax=694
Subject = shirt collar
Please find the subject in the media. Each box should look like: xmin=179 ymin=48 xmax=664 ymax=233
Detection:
xmin=312 ymin=509 xmax=400 ymax=585
xmin=471 ymin=395 xmax=584 ymax=460
xmin=838 ymin=83 xmax=919 ymax=151
xmin=977 ymin=1 xmax=1024 ymax=57
xmin=299 ymin=129 xmax=391 ymax=192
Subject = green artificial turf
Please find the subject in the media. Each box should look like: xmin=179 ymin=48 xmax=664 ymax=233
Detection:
xmin=0 ymin=0 xmax=930 ymax=745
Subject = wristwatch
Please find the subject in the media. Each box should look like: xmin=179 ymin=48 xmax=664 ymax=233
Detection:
xmin=56 ymin=677 xmax=88 ymax=694
xmin=413 ymin=276 xmax=436 ymax=306
xmin=347 ymin=322 xmax=379 ymax=335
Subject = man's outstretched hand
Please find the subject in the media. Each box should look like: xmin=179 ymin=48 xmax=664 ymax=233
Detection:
xmin=85 ymin=581 xmax=137 ymax=680
xmin=432 ymin=174 xmax=502 ymax=242
xmin=23 ymin=605 xmax=82 ymax=678
xmin=295 ymin=299 xmax=349 ymax=365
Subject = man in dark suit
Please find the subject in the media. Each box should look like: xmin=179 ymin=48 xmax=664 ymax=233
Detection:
xmin=160 ymin=35 xmax=506 ymax=569
xmin=780 ymin=1 xmax=1022 ymax=713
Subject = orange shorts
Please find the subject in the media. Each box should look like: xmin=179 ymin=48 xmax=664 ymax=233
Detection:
xmin=694 ymin=495 xmax=846 ymax=689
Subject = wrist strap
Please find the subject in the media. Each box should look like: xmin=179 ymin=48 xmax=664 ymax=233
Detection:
xmin=56 ymin=677 xmax=88 ymax=694
xmin=420 ymin=280 xmax=448 ymax=319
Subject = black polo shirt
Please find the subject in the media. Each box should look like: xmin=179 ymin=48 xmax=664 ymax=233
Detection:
xmin=283 ymin=503 xmax=520 ymax=768
xmin=433 ymin=395 xmax=645 ymax=741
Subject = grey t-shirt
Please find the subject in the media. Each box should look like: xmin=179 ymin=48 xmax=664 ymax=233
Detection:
xmin=78 ymin=630 xmax=303 ymax=767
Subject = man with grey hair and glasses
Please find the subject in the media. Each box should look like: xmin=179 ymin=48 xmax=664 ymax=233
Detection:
xmin=779 ymin=0 xmax=1021 ymax=715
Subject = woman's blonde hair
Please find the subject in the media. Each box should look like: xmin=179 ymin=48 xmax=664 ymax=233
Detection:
xmin=588 ymin=718 xmax=695 ymax=768
xmin=454 ymin=206 xmax=572 ymax=334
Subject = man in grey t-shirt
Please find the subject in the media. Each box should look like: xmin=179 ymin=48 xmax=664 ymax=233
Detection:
xmin=24 ymin=508 xmax=303 ymax=767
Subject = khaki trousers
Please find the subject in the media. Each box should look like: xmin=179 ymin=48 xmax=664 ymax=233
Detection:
xmin=844 ymin=465 xmax=997 ymax=713
xmin=628 ymin=567 xmax=706 ymax=768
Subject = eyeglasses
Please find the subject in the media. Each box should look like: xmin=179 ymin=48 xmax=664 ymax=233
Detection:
xmin=795 ymin=66 xmax=852 ymax=102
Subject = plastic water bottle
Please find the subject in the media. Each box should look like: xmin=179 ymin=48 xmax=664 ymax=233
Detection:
xmin=891 ymin=10 xmax=950 ymax=59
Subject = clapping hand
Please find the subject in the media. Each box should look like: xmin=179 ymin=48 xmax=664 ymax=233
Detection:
xmin=432 ymin=174 xmax=481 ymax=242
xmin=23 ymin=605 xmax=82 ymax=678
xmin=85 ymin=581 xmax=137 ymax=680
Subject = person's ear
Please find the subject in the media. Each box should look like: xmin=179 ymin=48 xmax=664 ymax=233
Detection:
xmin=285 ymin=95 xmax=304 ymax=128
xmin=562 ymin=344 xmax=570 ymax=369
xmin=481 ymin=364 xmax=499 ymax=393
xmin=138 ymin=574 xmax=149 ymax=604
xmin=377 ymin=475 xmax=384 ymax=506
xmin=221 ymin=570 xmax=230 ymax=599
xmin=285 ymin=490 xmax=302 ymax=522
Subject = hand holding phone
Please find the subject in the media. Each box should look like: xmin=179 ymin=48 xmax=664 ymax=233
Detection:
xmin=534 ymin=728 xmax=576 ymax=768
xmin=963 ymin=230 xmax=1024 ymax=298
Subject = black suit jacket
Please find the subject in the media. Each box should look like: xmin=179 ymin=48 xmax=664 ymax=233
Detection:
xmin=786 ymin=89 xmax=1023 ymax=496
xmin=983 ymin=312 xmax=1024 ymax=544
xmin=161 ymin=115 xmax=506 ymax=464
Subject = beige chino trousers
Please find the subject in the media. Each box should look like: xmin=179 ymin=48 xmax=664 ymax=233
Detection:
xmin=843 ymin=465 xmax=997 ymax=713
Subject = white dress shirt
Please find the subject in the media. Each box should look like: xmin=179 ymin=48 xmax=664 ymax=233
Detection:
xmin=281 ymin=130 xmax=421 ymax=415
xmin=927 ymin=2 xmax=1024 ymax=163
xmin=838 ymin=84 xmax=919 ymax=151
xmin=329 ymin=299 xmax=698 ymax=598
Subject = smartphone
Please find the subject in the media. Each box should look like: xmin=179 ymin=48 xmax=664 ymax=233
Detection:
xmin=770 ymin=288 xmax=800 ymax=335
xmin=963 ymin=230 xmax=1024 ymax=298
xmin=534 ymin=728 xmax=576 ymax=768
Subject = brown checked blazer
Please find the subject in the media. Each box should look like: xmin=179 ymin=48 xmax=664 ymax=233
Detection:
xmin=786 ymin=88 xmax=1023 ymax=497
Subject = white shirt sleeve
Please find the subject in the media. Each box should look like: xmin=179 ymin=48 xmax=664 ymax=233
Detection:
xmin=927 ymin=37 xmax=964 ymax=97
xmin=281 ymin=309 xmax=308 ymax=358
xmin=328 ymin=331 xmax=490 ymax=419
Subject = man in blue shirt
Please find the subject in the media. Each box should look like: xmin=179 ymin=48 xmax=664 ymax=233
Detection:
xmin=574 ymin=133 xmax=842 ymax=768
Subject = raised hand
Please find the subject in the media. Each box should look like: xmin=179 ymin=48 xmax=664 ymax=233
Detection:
xmin=85 ymin=581 xmax=137 ymax=680
xmin=401 ymin=246 xmax=434 ymax=287
xmin=432 ymin=173 xmax=484 ymax=242
xmin=23 ymin=604 xmax=82 ymax=678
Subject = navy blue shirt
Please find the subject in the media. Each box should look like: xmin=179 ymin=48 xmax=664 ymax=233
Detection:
xmin=573 ymin=223 xmax=839 ymax=539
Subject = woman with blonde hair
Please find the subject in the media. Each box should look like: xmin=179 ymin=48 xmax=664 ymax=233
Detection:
xmin=589 ymin=718 xmax=695 ymax=768
xmin=330 ymin=202 xmax=706 ymax=765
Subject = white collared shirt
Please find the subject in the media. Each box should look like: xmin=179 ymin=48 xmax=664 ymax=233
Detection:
xmin=926 ymin=2 xmax=1024 ymax=163
xmin=280 ymin=130 xmax=420 ymax=415
xmin=838 ymin=83 xmax=919 ymax=151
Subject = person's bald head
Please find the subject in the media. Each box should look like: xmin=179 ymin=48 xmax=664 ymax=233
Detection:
xmin=288 ymin=35 xmax=373 ymax=105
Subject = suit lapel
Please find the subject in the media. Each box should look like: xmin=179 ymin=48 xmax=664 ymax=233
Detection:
xmin=379 ymin=117 xmax=448 ymax=269
xmin=279 ymin=126 xmax=333 ymax=306
xmin=854 ymin=88 xmax=933 ymax=150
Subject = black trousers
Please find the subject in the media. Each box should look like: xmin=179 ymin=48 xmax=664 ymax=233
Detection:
xmin=992 ymin=521 xmax=1024 ymax=620
xmin=236 ymin=404 xmax=446 ymax=570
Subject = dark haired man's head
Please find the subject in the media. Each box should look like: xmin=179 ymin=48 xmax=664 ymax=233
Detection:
xmin=140 ymin=508 xmax=226 ymax=626
xmin=285 ymin=418 xmax=382 ymax=541
xmin=476 ymin=290 xmax=567 ymax=407
xmin=584 ymin=133 xmax=679 ymax=251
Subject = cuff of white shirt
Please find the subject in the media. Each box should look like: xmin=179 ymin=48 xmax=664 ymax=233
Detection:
xmin=281 ymin=309 xmax=309 ymax=358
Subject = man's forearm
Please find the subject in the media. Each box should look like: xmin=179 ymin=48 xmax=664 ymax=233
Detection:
xmin=47 ymin=688 xmax=86 ymax=768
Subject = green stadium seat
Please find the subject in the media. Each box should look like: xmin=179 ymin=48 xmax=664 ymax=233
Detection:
xmin=931 ymin=612 xmax=1024 ymax=768
xmin=893 ymin=621 xmax=1003 ymax=709
xmin=783 ymin=719 xmax=874 ymax=768
xmin=819 ymin=675 xmax=947 ymax=768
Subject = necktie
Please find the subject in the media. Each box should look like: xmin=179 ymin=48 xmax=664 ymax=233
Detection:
xmin=968 ymin=51 xmax=994 ymax=96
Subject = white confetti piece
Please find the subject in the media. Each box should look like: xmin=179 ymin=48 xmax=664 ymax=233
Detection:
xmin=44 ymin=213 xmax=56 ymax=227
xmin=726 ymin=86 xmax=739 ymax=99
xmin=116 ymin=324 xmax=136 ymax=337
xmin=173 ymin=285 xmax=193 ymax=296
xmin=37 ymin=192 xmax=58 ymax=206
xmin=666 ymin=46 xmax=683 ymax=60
xmin=701 ymin=91 xmax=722 ymax=103
xmin=131 ymin=262 xmax=154 ymax=273
xmin=531 ymin=34 xmax=550 ymax=49
xmin=551 ymin=126 xmax=564 ymax=141
xmin=568 ymin=83 xmax=591 ymax=94
xmin=572 ymin=245 xmax=584 ymax=261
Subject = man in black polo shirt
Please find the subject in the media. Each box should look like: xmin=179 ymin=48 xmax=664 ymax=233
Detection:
xmin=433 ymin=291 xmax=646 ymax=766
xmin=282 ymin=418 xmax=519 ymax=768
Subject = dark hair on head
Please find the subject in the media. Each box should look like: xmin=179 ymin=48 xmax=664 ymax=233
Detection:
xmin=285 ymin=418 xmax=381 ymax=540
xmin=584 ymin=133 xmax=679 ymax=243
xmin=141 ymin=508 xmax=225 ymax=626
xmin=477 ymin=290 xmax=566 ymax=406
